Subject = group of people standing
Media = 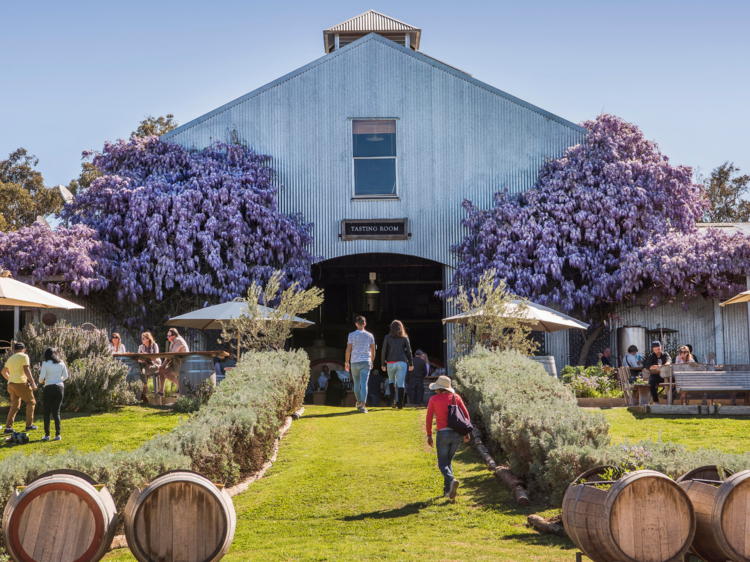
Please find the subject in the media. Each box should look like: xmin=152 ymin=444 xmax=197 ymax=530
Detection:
xmin=343 ymin=315 xmax=472 ymax=500
xmin=344 ymin=316 xmax=432 ymax=413
xmin=1 ymin=342 xmax=68 ymax=441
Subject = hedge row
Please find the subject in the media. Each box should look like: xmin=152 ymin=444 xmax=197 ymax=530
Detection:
xmin=0 ymin=348 xmax=309 ymax=543
xmin=453 ymin=347 xmax=750 ymax=505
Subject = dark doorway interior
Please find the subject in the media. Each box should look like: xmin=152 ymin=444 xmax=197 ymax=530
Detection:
xmin=296 ymin=254 xmax=445 ymax=365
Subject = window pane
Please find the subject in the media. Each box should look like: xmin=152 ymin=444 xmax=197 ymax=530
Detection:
xmin=354 ymin=159 xmax=397 ymax=196
xmin=353 ymin=120 xmax=396 ymax=157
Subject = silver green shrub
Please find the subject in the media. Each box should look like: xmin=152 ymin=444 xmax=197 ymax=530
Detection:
xmin=0 ymin=347 xmax=309 ymax=555
xmin=455 ymin=347 xmax=750 ymax=505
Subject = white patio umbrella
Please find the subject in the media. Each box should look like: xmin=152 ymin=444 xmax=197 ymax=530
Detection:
xmin=442 ymin=300 xmax=588 ymax=332
xmin=720 ymin=291 xmax=750 ymax=307
xmin=0 ymin=276 xmax=84 ymax=310
xmin=165 ymin=300 xmax=314 ymax=330
xmin=165 ymin=299 xmax=314 ymax=358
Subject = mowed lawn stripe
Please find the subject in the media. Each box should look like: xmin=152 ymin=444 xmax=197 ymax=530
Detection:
xmin=104 ymin=405 xmax=573 ymax=561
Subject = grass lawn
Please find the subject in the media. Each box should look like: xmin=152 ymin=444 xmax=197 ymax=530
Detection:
xmin=604 ymin=407 xmax=750 ymax=453
xmin=0 ymin=405 xmax=182 ymax=462
xmin=105 ymin=405 xmax=573 ymax=562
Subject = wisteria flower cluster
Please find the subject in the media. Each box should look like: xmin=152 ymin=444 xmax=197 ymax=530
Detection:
xmin=57 ymin=136 xmax=319 ymax=325
xmin=0 ymin=224 xmax=114 ymax=295
xmin=446 ymin=114 xmax=750 ymax=319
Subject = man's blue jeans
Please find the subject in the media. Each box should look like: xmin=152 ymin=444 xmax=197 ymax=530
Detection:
xmin=436 ymin=428 xmax=463 ymax=495
xmin=350 ymin=362 xmax=370 ymax=404
xmin=386 ymin=361 xmax=408 ymax=389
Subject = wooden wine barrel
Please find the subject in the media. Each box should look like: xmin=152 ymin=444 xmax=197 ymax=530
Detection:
xmin=679 ymin=468 xmax=750 ymax=562
xmin=675 ymin=464 xmax=734 ymax=483
xmin=562 ymin=469 xmax=695 ymax=562
xmin=2 ymin=469 xmax=117 ymax=562
xmin=178 ymin=355 xmax=216 ymax=396
xmin=124 ymin=470 xmax=236 ymax=562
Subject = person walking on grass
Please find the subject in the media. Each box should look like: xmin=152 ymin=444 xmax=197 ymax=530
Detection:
xmin=345 ymin=316 xmax=375 ymax=413
xmin=1 ymin=342 xmax=38 ymax=434
xmin=425 ymin=376 xmax=471 ymax=501
xmin=381 ymin=320 xmax=413 ymax=409
xmin=38 ymin=347 xmax=69 ymax=442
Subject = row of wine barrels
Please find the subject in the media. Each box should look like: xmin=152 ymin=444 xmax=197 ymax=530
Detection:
xmin=562 ymin=469 xmax=696 ymax=562
xmin=2 ymin=469 xmax=236 ymax=562
xmin=124 ymin=470 xmax=236 ymax=562
xmin=678 ymin=466 xmax=750 ymax=562
xmin=2 ymin=469 xmax=117 ymax=562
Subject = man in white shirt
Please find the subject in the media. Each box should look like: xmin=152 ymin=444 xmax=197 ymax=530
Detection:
xmin=317 ymin=366 xmax=330 ymax=391
xmin=345 ymin=316 xmax=376 ymax=413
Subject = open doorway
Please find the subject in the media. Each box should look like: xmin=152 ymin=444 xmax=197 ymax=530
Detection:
xmin=295 ymin=254 xmax=445 ymax=369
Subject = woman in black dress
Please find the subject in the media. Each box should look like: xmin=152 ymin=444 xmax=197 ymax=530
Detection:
xmin=324 ymin=371 xmax=347 ymax=406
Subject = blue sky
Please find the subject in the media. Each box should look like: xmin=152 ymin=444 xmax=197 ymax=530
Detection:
xmin=1 ymin=0 xmax=748 ymax=189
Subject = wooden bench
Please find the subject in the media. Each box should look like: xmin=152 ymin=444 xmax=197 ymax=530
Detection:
xmin=673 ymin=371 xmax=750 ymax=405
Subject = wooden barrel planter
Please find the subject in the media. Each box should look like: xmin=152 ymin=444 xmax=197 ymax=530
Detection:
xmin=2 ymin=469 xmax=117 ymax=562
xmin=562 ymin=469 xmax=695 ymax=562
xmin=675 ymin=464 xmax=734 ymax=483
xmin=124 ymin=470 xmax=236 ymax=562
xmin=678 ymin=468 xmax=750 ymax=562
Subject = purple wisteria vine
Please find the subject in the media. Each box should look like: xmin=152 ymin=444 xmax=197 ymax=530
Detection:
xmin=446 ymin=114 xmax=750 ymax=363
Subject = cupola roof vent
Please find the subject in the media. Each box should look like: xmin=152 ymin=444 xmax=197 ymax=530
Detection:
xmin=324 ymin=10 xmax=421 ymax=53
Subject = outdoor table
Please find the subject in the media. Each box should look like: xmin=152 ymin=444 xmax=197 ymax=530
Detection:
xmin=114 ymin=351 xmax=229 ymax=404
xmin=632 ymin=384 xmax=652 ymax=406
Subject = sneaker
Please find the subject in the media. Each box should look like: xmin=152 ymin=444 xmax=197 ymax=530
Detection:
xmin=25 ymin=425 xmax=38 ymax=431
xmin=41 ymin=435 xmax=50 ymax=442
xmin=53 ymin=435 xmax=61 ymax=441
xmin=3 ymin=428 xmax=13 ymax=434
xmin=449 ymin=480 xmax=460 ymax=500
xmin=360 ymin=406 xmax=368 ymax=414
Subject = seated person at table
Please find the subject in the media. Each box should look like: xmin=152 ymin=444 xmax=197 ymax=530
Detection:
xmin=108 ymin=333 xmax=126 ymax=354
xmin=304 ymin=376 xmax=316 ymax=404
xmin=623 ymin=345 xmax=641 ymax=368
xmin=317 ymin=366 xmax=330 ymax=391
xmin=324 ymin=371 xmax=347 ymax=406
xmin=644 ymin=341 xmax=672 ymax=404
xmin=157 ymin=328 xmax=189 ymax=396
xmin=600 ymin=347 xmax=612 ymax=367
xmin=675 ymin=346 xmax=695 ymax=364
xmin=137 ymin=332 xmax=161 ymax=402
xmin=686 ymin=344 xmax=699 ymax=363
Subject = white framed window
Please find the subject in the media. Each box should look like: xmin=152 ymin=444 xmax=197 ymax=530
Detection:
xmin=352 ymin=120 xmax=397 ymax=198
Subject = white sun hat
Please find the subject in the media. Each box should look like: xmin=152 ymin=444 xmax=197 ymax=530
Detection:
xmin=429 ymin=375 xmax=455 ymax=393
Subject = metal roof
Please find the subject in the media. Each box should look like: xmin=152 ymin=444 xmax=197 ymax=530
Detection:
xmin=324 ymin=10 xmax=421 ymax=53
xmin=325 ymin=10 xmax=419 ymax=32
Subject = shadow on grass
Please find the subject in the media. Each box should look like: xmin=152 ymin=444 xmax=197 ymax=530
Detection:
xmin=341 ymin=498 xmax=440 ymax=521
xmin=303 ymin=408 xmax=393 ymax=419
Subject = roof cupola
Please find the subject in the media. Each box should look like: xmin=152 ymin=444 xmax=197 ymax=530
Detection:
xmin=323 ymin=10 xmax=421 ymax=53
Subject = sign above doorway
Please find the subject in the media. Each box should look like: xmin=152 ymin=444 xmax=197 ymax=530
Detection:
xmin=340 ymin=218 xmax=409 ymax=241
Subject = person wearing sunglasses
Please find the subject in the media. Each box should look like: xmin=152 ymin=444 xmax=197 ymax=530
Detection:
xmin=675 ymin=346 xmax=695 ymax=364
xmin=157 ymin=328 xmax=189 ymax=396
xmin=108 ymin=333 xmax=126 ymax=354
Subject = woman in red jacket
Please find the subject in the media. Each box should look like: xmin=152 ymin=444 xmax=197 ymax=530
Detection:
xmin=425 ymin=375 xmax=471 ymax=500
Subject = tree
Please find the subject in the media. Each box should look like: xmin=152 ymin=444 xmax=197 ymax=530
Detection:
xmin=67 ymin=114 xmax=178 ymax=195
xmin=700 ymin=162 xmax=750 ymax=223
xmin=447 ymin=269 xmax=538 ymax=364
xmin=0 ymin=149 xmax=62 ymax=231
xmin=446 ymin=114 xmax=750 ymax=365
xmin=132 ymin=114 xmax=178 ymax=138
xmin=220 ymin=270 xmax=324 ymax=354
xmin=63 ymin=136 xmax=319 ymax=331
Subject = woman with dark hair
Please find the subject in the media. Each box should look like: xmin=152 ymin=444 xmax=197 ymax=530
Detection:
xmin=381 ymin=320 xmax=413 ymax=409
xmin=137 ymin=332 xmax=161 ymax=403
xmin=324 ymin=371 xmax=347 ymax=406
xmin=38 ymin=347 xmax=68 ymax=442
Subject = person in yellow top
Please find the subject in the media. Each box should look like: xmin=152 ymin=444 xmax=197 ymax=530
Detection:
xmin=1 ymin=342 xmax=38 ymax=433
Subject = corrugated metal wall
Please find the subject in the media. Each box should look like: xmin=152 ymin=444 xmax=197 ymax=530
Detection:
xmin=608 ymin=296 xmax=750 ymax=366
xmin=546 ymin=331 xmax=570 ymax=375
xmin=165 ymin=33 xmax=585 ymax=269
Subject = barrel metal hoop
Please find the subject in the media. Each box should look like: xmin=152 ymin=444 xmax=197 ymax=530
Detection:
xmin=10 ymin=482 xmax=105 ymax=562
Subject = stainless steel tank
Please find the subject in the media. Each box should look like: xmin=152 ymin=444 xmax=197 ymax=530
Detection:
xmin=616 ymin=326 xmax=648 ymax=365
